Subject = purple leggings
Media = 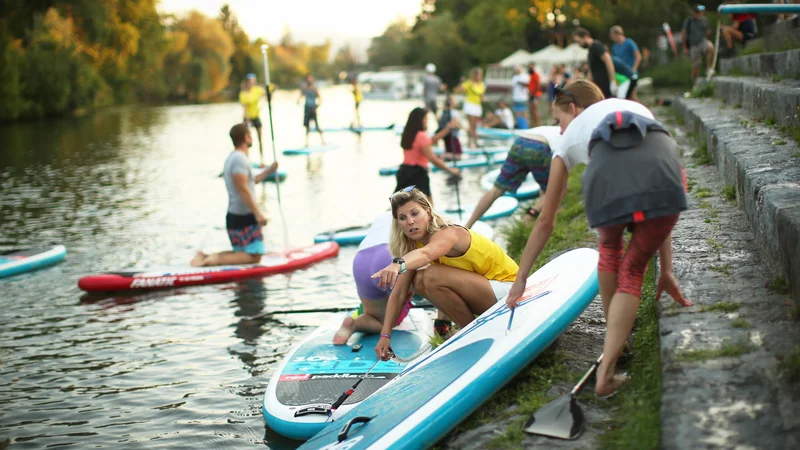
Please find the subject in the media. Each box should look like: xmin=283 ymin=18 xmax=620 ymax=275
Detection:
xmin=353 ymin=244 xmax=393 ymax=300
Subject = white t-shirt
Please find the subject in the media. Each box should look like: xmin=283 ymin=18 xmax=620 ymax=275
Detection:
xmin=511 ymin=73 xmax=530 ymax=102
xmin=555 ymin=99 xmax=654 ymax=171
xmin=357 ymin=211 xmax=393 ymax=252
xmin=497 ymin=107 xmax=515 ymax=129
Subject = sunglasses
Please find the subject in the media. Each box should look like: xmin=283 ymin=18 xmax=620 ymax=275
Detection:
xmin=389 ymin=185 xmax=416 ymax=201
xmin=554 ymin=85 xmax=581 ymax=107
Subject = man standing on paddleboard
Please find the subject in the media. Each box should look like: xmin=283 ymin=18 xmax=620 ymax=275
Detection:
xmin=191 ymin=123 xmax=278 ymax=267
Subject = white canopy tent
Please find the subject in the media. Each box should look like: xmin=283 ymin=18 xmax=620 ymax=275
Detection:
xmin=499 ymin=49 xmax=533 ymax=67
xmin=550 ymin=43 xmax=588 ymax=67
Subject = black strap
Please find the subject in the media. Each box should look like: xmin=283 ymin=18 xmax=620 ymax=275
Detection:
xmin=338 ymin=416 xmax=372 ymax=442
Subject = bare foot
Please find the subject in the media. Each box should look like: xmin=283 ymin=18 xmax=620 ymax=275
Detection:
xmin=333 ymin=316 xmax=355 ymax=345
xmin=190 ymin=251 xmax=207 ymax=267
xmin=595 ymin=373 xmax=630 ymax=397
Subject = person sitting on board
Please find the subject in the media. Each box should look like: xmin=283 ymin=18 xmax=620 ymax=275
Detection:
xmin=372 ymin=187 xmax=519 ymax=360
xmin=454 ymin=67 xmax=485 ymax=147
xmin=190 ymin=123 xmax=278 ymax=267
xmin=463 ymin=124 xmax=563 ymax=230
xmin=239 ymin=73 xmax=267 ymax=162
xmin=503 ymin=81 xmax=693 ymax=390
xmin=351 ymin=77 xmax=363 ymax=130
xmin=333 ymin=212 xmax=416 ymax=345
xmin=583 ymin=110 xmax=693 ymax=398
xmin=437 ymin=94 xmax=463 ymax=161
xmin=395 ymin=107 xmax=460 ymax=202
xmin=298 ymin=74 xmax=325 ymax=147
xmin=482 ymin=100 xmax=515 ymax=130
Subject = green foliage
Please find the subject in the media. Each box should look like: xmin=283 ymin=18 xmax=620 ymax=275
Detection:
xmin=597 ymin=263 xmax=662 ymax=449
xmin=405 ymin=12 xmax=468 ymax=87
xmin=645 ymin=58 xmax=693 ymax=89
xmin=690 ymin=83 xmax=715 ymax=99
xmin=676 ymin=341 xmax=753 ymax=361
xmin=692 ymin=139 xmax=713 ymax=165
xmin=778 ymin=348 xmax=800 ymax=382
xmin=700 ymin=302 xmax=740 ymax=313
xmin=367 ymin=20 xmax=410 ymax=69
xmin=731 ymin=318 xmax=751 ymax=329
xmin=767 ymin=276 xmax=789 ymax=295
xmin=721 ymin=185 xmax=736 ymax=201
xmin=694 ymin=187 xmax=712 ymax=198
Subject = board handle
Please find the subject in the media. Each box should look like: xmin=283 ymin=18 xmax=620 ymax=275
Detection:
xmin=338 ymin=416 xmax=372 ymax=442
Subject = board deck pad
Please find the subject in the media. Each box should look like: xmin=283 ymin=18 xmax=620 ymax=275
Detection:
xmin=263 ymin=308 xmax=433 ymax=440
xmin=299 ymin=248 xmax=599 ymax=450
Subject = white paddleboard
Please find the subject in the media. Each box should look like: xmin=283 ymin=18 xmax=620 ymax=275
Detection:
xmin=446 ymin=196 xmax=519 ymax=221
xmin=299 ymin=248 xmax=600 ymax=450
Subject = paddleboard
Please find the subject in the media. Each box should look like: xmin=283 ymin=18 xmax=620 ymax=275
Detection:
xmin=299 ymin=248 xmax=600 ymax=450
xmin=262 ymin=308 xmax=434 ymax=440
xmin=313 ymin=124 xmax=394 ymax=133
xmin=446 ymin=196 xmax=519 ymax=221
xmin=378 ymin=154 xmax=505 ymax=177
xmin=0 ymin=245 xmax=67 ymax=279
xmin=283 ymin=145 xmax=340 ymax=156
xmin=314 ymin=217 xmax=495 ymax=246
xmin=477 ymin=127 xmax=518 ymax=140
xmin=77 ymin=242 xmax=339 ymax=292
xmin=480 ymin=168 xmax=541 ymax=200
xmin=433 ymin=146 xmax=508 ymax=156
xmin=217 ymin=162 xmax=287 ymax=182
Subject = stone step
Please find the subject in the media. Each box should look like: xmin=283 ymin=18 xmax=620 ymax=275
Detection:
xmin=699 ymin=75 xmax=800 ymax=130
xmin=720 ymin=49 xmax=800 ymax=80
xmin=673 ymin=96 xmax=800 ymax=304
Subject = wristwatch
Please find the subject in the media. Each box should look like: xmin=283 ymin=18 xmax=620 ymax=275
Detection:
xmin=392 ymin=257 xmax=406 ymax=274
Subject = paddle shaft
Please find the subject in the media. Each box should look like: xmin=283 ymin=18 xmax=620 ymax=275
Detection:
xmin=329 ymin=359 xmax=381 ymax=411
xmin=246 ymin=302 xmax=435 ymax=321
xmin=570 ymin=354 xmax=604 ymax=396
xmin=261 ymin=45 xmax=289 ymax=249
xmin=443 ymin=108 xmax=462 ymax=220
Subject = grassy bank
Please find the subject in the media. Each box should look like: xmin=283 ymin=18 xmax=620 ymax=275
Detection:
xmin=644 ymin=59 xmax=693 ymax=90
xmin=439 ymin=165 xmax=664 ymax=448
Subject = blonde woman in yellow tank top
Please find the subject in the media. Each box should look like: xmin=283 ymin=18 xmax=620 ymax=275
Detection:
xmin=372 ymin=187 xmax=519 ymax=360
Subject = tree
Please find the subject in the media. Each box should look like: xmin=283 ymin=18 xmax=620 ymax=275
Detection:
xmin=367 ymin=19 xmax=410 ymax=69
xmin=171 ymin=11 xmax=234 ymax=101
xmin=406 ymin=12 xmax=468 ymax=87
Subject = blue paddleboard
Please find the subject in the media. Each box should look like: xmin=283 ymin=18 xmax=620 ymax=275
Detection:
xmin=445 ymin=195 xmax=519 ymax=221
xmin=477 ymin=127 xmax=518 ymax=140
xmin=314 ymin=217 xmax=495 ymax=246
xmin=0 ymin=245 xmax=67 ymax=279
xmin=283 ymin=145 xmax=340 ymax=156
xmin=299 ymin=248 xmax=599 ymax=450
xmin=434 ymin=146 xmax=508 ymax=156
xmin=218 ymin=162 xmax=287 ymax=182
xmin=481 ymin=168 xmax=541 ymax=200
xmin=262 ymin=308 xmax=433 ymax=440
xmin=378 ymin=154 xmax=505 ymax=177
xmin=313 ymin=124 xmax=394 ymax=133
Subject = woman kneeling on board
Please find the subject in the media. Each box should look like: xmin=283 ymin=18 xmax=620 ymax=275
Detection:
xmin=333 ymin=211 xmax=415 ymax=345
xmin=372 ymin=187 xmax=519 ymax=360
xmin=583 ymin=111 xmax=692 ymax=397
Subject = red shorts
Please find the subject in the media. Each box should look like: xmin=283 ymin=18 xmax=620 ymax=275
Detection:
xmin=597 ymin=214 xmax=680 ymax=296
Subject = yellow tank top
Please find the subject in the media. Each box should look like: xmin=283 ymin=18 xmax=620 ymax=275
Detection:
xmin=353 ymin=85 xmax=363 ymax=103
xmin=239 ymin=86 xmax=265 ymax=119
xmin=416 ymin=227 xmax=518 ymax=282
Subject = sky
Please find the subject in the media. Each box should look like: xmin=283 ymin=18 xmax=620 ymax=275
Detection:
xmin=158 ymin=0 xmax=422 ymax=58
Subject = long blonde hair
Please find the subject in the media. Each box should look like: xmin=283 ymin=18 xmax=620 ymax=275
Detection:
xmin=389 ymin=187 xmax=452 ymax=257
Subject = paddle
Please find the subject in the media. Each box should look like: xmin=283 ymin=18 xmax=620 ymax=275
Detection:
xmin=261 ymin=45 xmax=289 ymax=250
xmin=245 ymin=302 xmax=436 ymax=322
xmin=443 ymin=107 xmax=462 ymax=220
xmin=523 ymin=354 xmax=603 ymax=440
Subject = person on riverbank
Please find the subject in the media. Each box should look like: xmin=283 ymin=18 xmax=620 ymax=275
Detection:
xmin=455 ymin=68 xmax=485 ymax=147
xmin=423 ymin=63 xmax=444 ymax=116
xmin=610 ymin=26 xmax=641 ymax=101
xmin=191 ymin=123 xmax=278 ymax=267
xmin=582 ymin=110 xmax=692 ymax=397
xmin=527 ymin=63 xmax=542 ymax=127
xmin=437 ymin=94 xmax=463 ymax=161
xmin=681 ymin=5 xmax=715 ymax=81
xmin=351 ymin=77 xmax=363 ymax=129
xmin=299 ymin=74 xmax=325 ymax=147
xmin=373 ymin=187 xmax=519 ymax=360
xmin=334 ymin=211 xmax=416 ymax=344
xmin=239 ymin=74 xmax=266 ymax=161
xmin=573 ymin=28 xmax=617 ymax=99
xmin=395 ymin=107 xmax=460 ymax=201
xmin=464 ymin=124 xmax=562 ymax=229
xmin=511 ymin=66 xmax=530 ymax=128
xmin=482 ymin=100 xmax=514 ymax=130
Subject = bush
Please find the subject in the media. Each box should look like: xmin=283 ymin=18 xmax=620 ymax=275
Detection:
xmin=644 ymin=58 xmax=693 ymax=89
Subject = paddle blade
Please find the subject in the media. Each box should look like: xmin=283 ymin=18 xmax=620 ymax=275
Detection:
xmin=523 ymin=394 xmax=585 ymax=440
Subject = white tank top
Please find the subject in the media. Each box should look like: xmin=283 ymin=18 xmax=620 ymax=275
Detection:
xmin=357 ymin=211 xmax=393 ymax=252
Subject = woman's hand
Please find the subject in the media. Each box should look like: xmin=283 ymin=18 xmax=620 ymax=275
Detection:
xmin=449 ymin=167 xmax=461 ymax=177
xmin=375 ymin=336 xmax=392 ymax=361
xmin=372 ymin=263 xmax=401 ymax=290
xmin=656 ymin=271 xmax=693 ymax=306
xmin=505 ymin=279 xmax=527 ymax=310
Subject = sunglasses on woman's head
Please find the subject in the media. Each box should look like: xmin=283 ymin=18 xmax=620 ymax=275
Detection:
xmin=554 ymin=85 xmax=581 ymax=107
xmin=389 ymin=185 xmax=416 ymax=200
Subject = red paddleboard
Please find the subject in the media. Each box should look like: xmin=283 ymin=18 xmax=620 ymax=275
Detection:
xmin=78 ymin=242 xmax=339 ymax=292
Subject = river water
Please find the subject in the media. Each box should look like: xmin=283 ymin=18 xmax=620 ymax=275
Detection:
xmin=0 ymin=86 xmax=495 ymax=449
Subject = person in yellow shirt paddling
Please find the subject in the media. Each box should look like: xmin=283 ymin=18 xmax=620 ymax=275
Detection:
xmin=351 ymin=77 xmax=363 ymax=130
xmin=239 ymin=73 xmax=274 ymax=163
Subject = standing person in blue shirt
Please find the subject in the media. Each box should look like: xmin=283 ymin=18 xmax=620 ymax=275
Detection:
xmin=610 ymin=26 xmax=641 ymax=102
xmin=298 ymin=74 xmax=326 ymax=147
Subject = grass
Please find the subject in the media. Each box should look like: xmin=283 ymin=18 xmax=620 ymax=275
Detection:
xmin=772 ymin=139 xmax=788 ymax=146
xmin=793 ymin=152 xmax=800 ymax=159
xmin=645 ymin=58 xmax=692 ymax=89
xmin=710 ymin=264 xmax=733 ymax=277
xmin=721 ymin=185 xmax=736 ymax=202
xmin=597 ymin=263 xmax=663 ymax=450
xmin=739 ymin=39 xmax=766 ymax=56
xmin=689 ymin=83 xmax=715 ymax=99
xmin=767 ymin=276 xmax=789 ymax=295
xmin=778 ymin=348 xmax=800 ymax=382
xmin=780 ymin=125 xmax=800 ymax=146
xmin=706 ymin=238 xmax=723 ymax=250
xmin=503 ymin=165 xmax=593 ymax=273
xmin=694 ymin=187 xmax=713 ymax=198
xmin=692 ymin=139 xmax=713 ymax=166
xmin=686 ymin=178 xmax=697 ymax=193
xmin=700 ymin=302 xmax=740 ymax=313
xmin=772 ymin=75 xmax=784 ymax=83
xmin=675 ymin=341 xmax=753 ymax=362
xmin=731 ymin=318 xmax=752 ymax=329
xmin=765 ymin=115 xmax=777 ymax=128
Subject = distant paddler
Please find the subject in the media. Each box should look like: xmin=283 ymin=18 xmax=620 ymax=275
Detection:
xmin=239 ymin=73 xmax=275 ymax=164
xmin=298 ymin=74 xmax=326 ymax=147
xmin=351 ymin=76 xmax=363 ymax=130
